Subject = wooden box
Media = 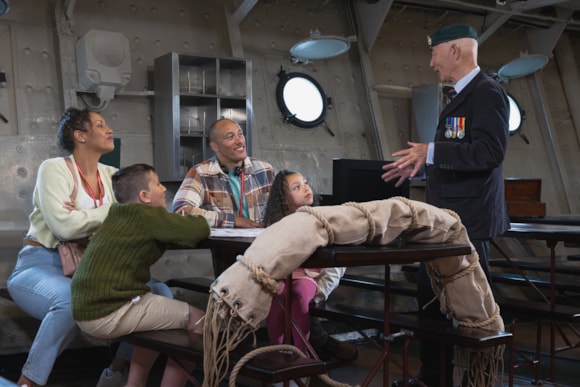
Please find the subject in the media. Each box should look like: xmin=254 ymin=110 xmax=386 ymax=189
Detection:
xmin=505 ymin=178 xmax=542 ymax=202
xmin=504 ymin=178 xmax=546 ymax=217
xmin=506 ymin=201 xmax=546 ymax=217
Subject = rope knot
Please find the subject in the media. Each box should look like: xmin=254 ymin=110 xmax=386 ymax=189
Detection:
xmin=238 ymin=255 xmax=282 ymax=294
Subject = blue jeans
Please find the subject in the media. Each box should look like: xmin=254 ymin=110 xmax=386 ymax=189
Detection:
xmin=7 ymin=245 xmax=173 ymax=384
xmin=7 ymin=245 xmax=77 ymax=385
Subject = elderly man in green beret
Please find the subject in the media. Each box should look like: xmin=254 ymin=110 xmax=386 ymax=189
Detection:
xmin=383 ymin=23 xmax=510 ymax=387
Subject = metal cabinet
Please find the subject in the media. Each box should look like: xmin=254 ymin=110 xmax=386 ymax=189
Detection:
xmin=410 ymin=83 xmax=445 ymax=144
xmin=153 ymin=52 xmax=252 ymax=181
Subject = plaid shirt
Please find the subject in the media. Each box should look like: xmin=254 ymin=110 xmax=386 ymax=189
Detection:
xmin=171 ymin=156 xmax=275 ymax=228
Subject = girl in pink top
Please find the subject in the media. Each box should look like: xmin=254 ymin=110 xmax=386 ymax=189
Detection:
xmin=262 ymin=170 xmax=319 ymax=352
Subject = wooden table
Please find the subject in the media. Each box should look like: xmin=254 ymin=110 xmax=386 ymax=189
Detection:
xmin=509 ymin=215 xmax=580 ymax=227
xmin=197 ymin=236 xmax=254 ymax=276
xmin=198 ymin=237 xmax=471 ymax=386
xmin=502 ymin=222 xmax=580 ymax=382
xmin=503 ymin=223 xmax=580 ymax=305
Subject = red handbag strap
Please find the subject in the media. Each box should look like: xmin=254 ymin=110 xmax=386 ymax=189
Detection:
xmin=64 ymin=156 xmax=79 ymax=200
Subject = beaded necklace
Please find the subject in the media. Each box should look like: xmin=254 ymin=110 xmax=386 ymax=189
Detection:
xmin=74 ymin=160 xmax=104 ymax=207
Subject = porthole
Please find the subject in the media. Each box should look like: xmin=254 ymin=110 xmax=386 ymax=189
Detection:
xmin=276 ymin=70 xmax=327 ymax=129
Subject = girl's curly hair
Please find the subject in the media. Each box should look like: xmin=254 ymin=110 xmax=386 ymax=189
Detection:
xmin=263 ymin=169 xmax=319 ymax=227
xmin=57 ymin=107 xmax=92 ymax=153
xmin=263 ymin=170 xmax=297 ymax=227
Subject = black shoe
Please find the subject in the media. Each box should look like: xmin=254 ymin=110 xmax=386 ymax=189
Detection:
xmin=391 ymin=378 xmax=426 ymax=387
xmin=315 ymin=336 xmax=359 ymax=362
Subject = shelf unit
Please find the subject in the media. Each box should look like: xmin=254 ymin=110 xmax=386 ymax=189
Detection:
xmin=153 ymin=52 xmax=252 ymax=182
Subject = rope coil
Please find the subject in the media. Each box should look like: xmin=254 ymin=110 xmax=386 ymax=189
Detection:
xmin=229 ymin=344 xmax=358 ymax=387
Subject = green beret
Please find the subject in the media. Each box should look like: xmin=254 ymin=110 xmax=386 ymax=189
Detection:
xmin=428 ymin=23 xmax=478 ymax=48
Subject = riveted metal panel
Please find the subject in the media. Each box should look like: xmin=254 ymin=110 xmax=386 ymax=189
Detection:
xmin=0 ymin=25 xmax=16 ymax=136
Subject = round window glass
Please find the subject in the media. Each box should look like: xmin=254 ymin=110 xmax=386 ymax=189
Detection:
xmin=276 ymin=71 xmax=327 ymax=128
xmin=507 ymin=93 xmax=524 ymax=135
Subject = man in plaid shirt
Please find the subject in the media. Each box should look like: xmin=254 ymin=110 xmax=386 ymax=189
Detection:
xmin=172 ymin=118 xmax=275 ymax=228
xmin=173 ymin=118 xmax=359 ymax=363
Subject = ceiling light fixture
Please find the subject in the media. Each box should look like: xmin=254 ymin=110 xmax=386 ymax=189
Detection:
xmin=497 ymin=54 xmax=549 ymax=79
xmin=290 ymin=29 xmax=356 ymax=64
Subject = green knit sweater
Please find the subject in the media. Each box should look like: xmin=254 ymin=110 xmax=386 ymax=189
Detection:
xmin=71 ymin=203 xmax=210 ymax=321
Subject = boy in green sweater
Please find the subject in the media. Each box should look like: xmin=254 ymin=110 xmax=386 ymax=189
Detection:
xmin=71 ymin=163 xmax=210 ymax=387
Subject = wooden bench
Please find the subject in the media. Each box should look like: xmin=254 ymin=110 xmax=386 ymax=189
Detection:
xmin=337 ymin=270 xmax=580 ymax=385
xmin=122 ymin=329 xmax=328 ymax=385
xmin=489 ymin=259 xmax=580 ymax=276
xmin=498 ymin=298 xmax=580 ymax=323
xmin=165 ymin=274 xmax=419 ymax=297
xmin=491 ymin=271 xmax=580 ymax=293
xmin=310 ymin=301 xmax=512 ymax=348
xmin=165 ymin=277 xmax=214 ymax=294
xmin=401 ymin=264 xmax=580 ymax=299
xmin=491 ymin=272 xmax=580 ymax=306
xmin=494 ymin=296 xmax=580 ymax=384
xmin=339 ymin=274 xmax=418 ymax=297
xmin=165 ymin=274 xmax=420 ymax=298
xmin=310 ymin=299 xmax=514 ymax=387
xmin=340 ymin=268 xmax=580 ymax=319
xmin=337 ymin=271 xmax=579 ymax=324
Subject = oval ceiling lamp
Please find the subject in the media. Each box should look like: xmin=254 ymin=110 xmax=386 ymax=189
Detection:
xmin=498 ymin=54 xmax=549 ymax=79
xmin=290 ymin=29 xmax=355 ymax=64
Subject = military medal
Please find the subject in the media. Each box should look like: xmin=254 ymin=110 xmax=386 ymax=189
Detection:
xmin=457 ymin=116 xmax=466 ymax=139
xmin=445 ymin=117 xmax=453 ymax=138
xmin=445 ymin=117 xmax=466 ymax=139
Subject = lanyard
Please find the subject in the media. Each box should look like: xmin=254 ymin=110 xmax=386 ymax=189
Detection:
xmin=75 ymin=160 xmax=104 ymax=208
xmin=238 ymin=168 xmax=245 ymax=217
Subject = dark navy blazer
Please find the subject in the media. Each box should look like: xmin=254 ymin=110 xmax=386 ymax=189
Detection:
xmin=426 ymin=71 xmax=510 ymax=240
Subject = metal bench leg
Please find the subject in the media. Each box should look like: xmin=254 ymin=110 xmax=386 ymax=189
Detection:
xmin=508 ymin=335 xmax=515 ymax=387
xmin=439 ymin=341 xmax=446 ymax=387
xmin=534 ymin=320 xmax=542 ymax=384
xmin=402 ymin=336 xmax=412 ymax=387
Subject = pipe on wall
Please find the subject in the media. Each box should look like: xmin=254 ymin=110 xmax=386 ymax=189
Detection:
xmin=527 ymin=73 xmax=573 ymax=213
xmin=394 ymin=0 xmax=580 ymax=31
xmin=553 ymin=33 xmax=580 ymax=146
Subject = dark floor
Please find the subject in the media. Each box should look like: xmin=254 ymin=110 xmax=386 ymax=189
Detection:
xmin=311 ymin=320 xmax=580 ymax=387
xmin=1 ymin=318 xmax=578 ymax=387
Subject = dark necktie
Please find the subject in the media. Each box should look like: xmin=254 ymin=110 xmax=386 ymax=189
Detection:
xmin=443 ymin=86 xmax=457 ymax=103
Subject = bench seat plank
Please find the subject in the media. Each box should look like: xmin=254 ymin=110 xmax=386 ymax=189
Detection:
xmin=340 ymin=274 xmax=418 ymax=297
xmin=401 ymin=264 xmax=580 ymax=294
xmin=123 ymin=329 xmax=328 ymax=383
xmin=489 ymin=259 xmax=580 ymax=276
xmin=165 ymin=277 xmax=214 ymax=294
xmin=498 ymin=298 xmax=580 ymax=322
xmin=310 ymin=301 xmax=512 ymax=349
xmin=491 ymin=272 xmax=580 ymax=294
xmin=336 ymin=274 xmax=579 ymax=323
